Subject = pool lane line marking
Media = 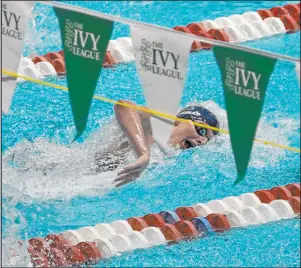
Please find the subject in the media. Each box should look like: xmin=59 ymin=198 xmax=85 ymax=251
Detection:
xmin=2 ymin=68 xmax=300 ymax=153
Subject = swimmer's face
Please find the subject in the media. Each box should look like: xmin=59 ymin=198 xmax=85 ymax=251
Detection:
xmin=169 ymin=120 xmax=215 ymax=150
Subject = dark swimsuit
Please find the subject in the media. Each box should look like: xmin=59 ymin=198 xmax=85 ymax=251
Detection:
xmin=94 ymin=151 xmax=127 ymax=173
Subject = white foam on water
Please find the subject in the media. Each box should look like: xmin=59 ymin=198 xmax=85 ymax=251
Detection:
xmin=3 ymin=99 xmax=298 ymax=202
xmin=23 ymin=4 xmax=61 ymax=57
xmin=2 ymin=197 xmax=32 ymax=267
xmin=2 ymin=120 xmax=165 ymax=201
xmin=1 ymin=239 xmax=32 ymax=268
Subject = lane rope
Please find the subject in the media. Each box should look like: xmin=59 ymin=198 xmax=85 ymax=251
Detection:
xmin=40 ymin=0 xmax=300 ymax=64
xmin=2 ymin=68 xmax=300 ymax=153
xmin=26 ymin=182 xmax=300 ymax=266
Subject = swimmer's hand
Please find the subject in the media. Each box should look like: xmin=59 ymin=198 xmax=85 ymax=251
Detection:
xmin=114 ymin=153 xmax=150 ymax=187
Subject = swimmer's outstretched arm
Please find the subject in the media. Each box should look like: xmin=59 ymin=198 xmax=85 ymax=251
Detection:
xmin=113 ymin=100 xmax=153 ymax=187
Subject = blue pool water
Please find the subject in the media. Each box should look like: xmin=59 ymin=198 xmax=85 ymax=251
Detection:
xmin=2 ymin=1 xmax=300 ymax=267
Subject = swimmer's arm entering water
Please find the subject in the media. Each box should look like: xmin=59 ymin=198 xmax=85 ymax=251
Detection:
xmin=113 ymin=100 xmax=154 ymax=187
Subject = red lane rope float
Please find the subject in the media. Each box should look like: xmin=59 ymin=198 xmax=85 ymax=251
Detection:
xmin=28 ymin=238 xmax=50 ymax=255
xmin=160 ymin=223 xmax=183 ymax=243
xmin=31 ymin=56 xmax=47 ymax=64
xmin=44 ymin=52 xmax=64 ymax=62
xmin=28 ymin=237 xmax=69 ymax=267
xmin=173 ymin=26 xmax=202 ymax=51
xmin=30 ymin=253 xmax=50 ymax=267
xmin=76 ymin=242 xmax=102 ymax=263
xmin=285 ymin=183 xmax=301 ymax=197
xmin=270 ymin=186 xmax=293 ymax=200
xmin=174 ymin=220 xmax=199 ymax=239
xmin=143 ymin=213 xmax=166 ymax=227
xmin=208 ymin=29 xmax=230 ymax=42
xmin=279 ymin=15 xmax=300 ymax=32
xmin=194 ymin=31 xmax=214 ymax=49
xmin=205 ymin=213 xmax=231 ymax=232
xmin=51 ymin=58 xmax=66 ymax=73
xmin=288 ymin=197 xmax=300 ymax=213
xmin=47 ymin=248 xmax=68 ymax=267
xmin=58 ymin=50 xmax=64 ymax=57
xmin=127 ymin=217 xmax=148 ymax=231
xmin=62 ymin=244 xmax=86 ymax=265
xmin=31 ymin=50 xmax=117 ymax=74
xmin=186 ymin=23 xmax=208 ymax=35
xmin=283 ymin=4 xmax=301 ymax=15
xmin=44 ymin=234 xmax=70 ymax=251
xmin=257 ymin=9 xmax=275 ymax=19
xmin=27 ymin=244 xmax=36 ymax=255
xmin=270 ymin=6 xmax=290 ymax=17
xmin=175 ymin=206 xmax=198 ymax=220
xmin=254 ymin=190 xmax=276 ymax=203
xmin=186 ymin=23 xmax=215 ymax=49
xmin=293 ymin=12 xmax=300 ymax=25
xmin=28 ymin=238 xmax=99 ymax=267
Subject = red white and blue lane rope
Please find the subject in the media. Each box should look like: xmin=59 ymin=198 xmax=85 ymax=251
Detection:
xmin=25 ymin=182 xmax=300 ymax=267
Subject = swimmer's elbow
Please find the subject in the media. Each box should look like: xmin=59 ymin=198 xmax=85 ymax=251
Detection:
xmin=114 ymin=99 xmax=137 ymax=113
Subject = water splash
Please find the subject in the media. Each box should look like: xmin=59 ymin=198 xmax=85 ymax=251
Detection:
xmin=2 ymin=193 xmax=32 ymax=267
xmin=2 ymin=119 xmax=165 ymax=201
xmin=3 ymin=101 xmax=297 ymax=202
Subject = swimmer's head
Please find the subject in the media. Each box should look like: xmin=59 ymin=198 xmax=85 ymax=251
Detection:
xmin=177 ymin=105 xmax=220 ymax=135
xmin=167 ymin=105 xmax=220 ymax=150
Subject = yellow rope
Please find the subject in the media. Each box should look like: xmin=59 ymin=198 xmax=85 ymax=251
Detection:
xmin=2 ymin=69 xmax=300 ymax=153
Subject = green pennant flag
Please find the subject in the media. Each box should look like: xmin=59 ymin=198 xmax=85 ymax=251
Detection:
xmin=54 ymin=8 xmax=114 ymax=139
xmin=213 ymin=46 xmax=276 ymax=184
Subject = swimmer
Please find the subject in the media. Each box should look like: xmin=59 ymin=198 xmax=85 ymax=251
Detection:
xmin=95 ymin=100 xmax=220 ymax=187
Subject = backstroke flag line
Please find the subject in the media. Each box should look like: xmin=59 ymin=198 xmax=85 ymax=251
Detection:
xmin=131 ymin=24 xmax=193 ymax=153
xmin=1 ymin=1 xmax=35 ymax=113
xmin=213 ymin=46 xmax=277 ymax=184
xmin=54 ymin=7 xmax=114 ymax=139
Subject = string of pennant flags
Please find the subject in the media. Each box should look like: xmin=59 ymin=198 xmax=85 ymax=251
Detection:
xmin=16 ymin=2 xmax=301 ymax=75
xmin=40 ymin=0 xmax=300 ymax=63
xmin=1 ymin=1 xmax=300 ymax=183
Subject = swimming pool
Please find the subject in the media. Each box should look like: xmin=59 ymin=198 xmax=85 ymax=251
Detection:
xmin=2 ymin=1 xmax=300 ymax=267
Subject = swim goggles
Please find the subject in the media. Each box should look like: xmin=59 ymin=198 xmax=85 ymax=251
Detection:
xmin=194 ymin=124 xmax=216 ymax=145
